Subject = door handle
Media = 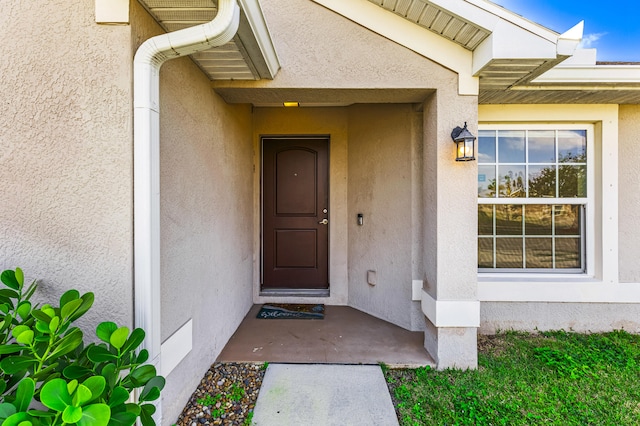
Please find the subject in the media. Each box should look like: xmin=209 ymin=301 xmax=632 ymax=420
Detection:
xmin=318 ymin=219 xmax=329 ymax=225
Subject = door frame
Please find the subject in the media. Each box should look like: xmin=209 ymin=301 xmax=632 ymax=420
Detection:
xmin=260 ymin=135 xmax=330 ymax=296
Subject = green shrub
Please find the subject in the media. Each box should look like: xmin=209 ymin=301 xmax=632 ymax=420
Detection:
xmin=0 ymin=267 xmax=165 ymax=426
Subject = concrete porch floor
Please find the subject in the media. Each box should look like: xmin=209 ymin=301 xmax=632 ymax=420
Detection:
xmin=217 ymin=305 xmax=434 ymax=367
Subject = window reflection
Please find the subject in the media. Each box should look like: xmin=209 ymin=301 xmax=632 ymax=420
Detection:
xmin=498 ymin=165 xmax=525 ymax=198
xmin=478 ymin=127 xmax=587 ymax=271
xmin=478 ymin=204 xmax=583 ymax=270
xmin=526 ymin=238 xmax=553 ymax=268
xmin=496 ymin=205 xmax=522 ymax=235
xmin=478 ymin=130 xmax=496 ymax=163
xmin=478 ymin=238 xmax=494 ymax=268
xmin=528 ymin=165 xmax=556 ymax=198
xmin=555 ymin=205 xmax=580 ymax=235
xmin=498 ymin=130 xmax=525 ymax=163
xmin=478 ymin=165 xmax=496 ymax=198
xmin=478 ymin=205 xmax=494 ymax=235
xmin=555 ymin=238 xmax=581 ymax=268
xmin=496 ymin=238 xmax=523 ymax=268
xmin=558 ymin=130 xmax=586 ymax=161
xmin=559 ymin=165 xmax=586 ymax=197
xmin=525 ymin=205 xmax=552 ymax=235
xmin=528 ymin=130 xmax=556 ymax=163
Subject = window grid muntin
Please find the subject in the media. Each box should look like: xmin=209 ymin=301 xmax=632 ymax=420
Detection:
xmin=478 ymin=125 xmax=590 ymax=273
xmin=477 ymin=204 xmax=584 ymax=271
xmin=478 ymin=130 xmax=587 ymax=200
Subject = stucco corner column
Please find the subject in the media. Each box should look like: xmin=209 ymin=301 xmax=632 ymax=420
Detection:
xmin=421 ymin=292 xmax=480 ymax=369
xmin=421 ymin=91 xmax=479 ymax=369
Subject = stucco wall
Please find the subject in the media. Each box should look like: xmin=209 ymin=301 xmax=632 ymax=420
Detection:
xmin=421 ymin=89 xmax=479 ymax=368
xmin=423 ymin=90 xmax=478 ymax=301
xmin=130 ymin=2 xmax=255 ymax=422
xmin=214 ymin=0 xmax=457 ymax=103
xmin=619 ymin=105 xmax=640 ymax=282
xmin=347 ymin=104 xmax=420 ymax=330
xmin=158 ymin=58 xmax=254 ymax=343
xmin=481 ymin=302 xmax=640 ymax=334
xmin=0 ymin=1 xmax=133 ymax=329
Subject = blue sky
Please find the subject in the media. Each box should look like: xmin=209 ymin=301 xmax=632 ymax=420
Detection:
xmin=493 ymin=0 xmax=640 ymax=62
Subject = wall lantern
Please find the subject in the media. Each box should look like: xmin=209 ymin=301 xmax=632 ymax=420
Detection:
xmin=451 ymin=122 xmax=476 ymax=162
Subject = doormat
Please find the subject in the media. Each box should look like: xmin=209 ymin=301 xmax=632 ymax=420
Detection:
xmin=256 ymin=304 xmax=325 ymax=320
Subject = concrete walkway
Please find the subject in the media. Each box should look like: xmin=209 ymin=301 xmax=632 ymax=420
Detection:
xmin=252 ymin=364 xmax=399 ymax=426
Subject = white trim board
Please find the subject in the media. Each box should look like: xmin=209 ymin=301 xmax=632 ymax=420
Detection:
xmin=95 ymin=0 xmax=129 ymax=24
xmin=479 ymin=281 xmax=640 ymax=303
xmin=412 ymin=280 xmax=423 ymax=301
xmin=160 ymin=319 xmax=193 ymax=377
xmin=421 ymin=290 xmax=480 ymax=327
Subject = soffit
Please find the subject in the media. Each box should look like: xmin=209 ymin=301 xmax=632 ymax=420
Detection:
xmin=481 ymin=60 xmax=640 ymax=104
xmin=367 ymin=0 xmax=490 ymax=50
xmin=137 ymin=0 xmax=269 ymax=80
xmin=480 ymin=89 xmax=640 ymax=104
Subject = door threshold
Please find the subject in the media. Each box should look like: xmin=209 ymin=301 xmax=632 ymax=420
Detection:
xmin=259 ymin=288 xmax=330 ymax=298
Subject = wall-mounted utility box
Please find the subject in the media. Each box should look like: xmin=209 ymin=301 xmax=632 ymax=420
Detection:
xmin=95 ymin=0 xmax=130 ymax=24
xmin=367 ymin=270 xmax=377 ymax=286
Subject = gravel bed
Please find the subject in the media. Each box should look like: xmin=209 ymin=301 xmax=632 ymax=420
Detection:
xmin=175 ymin=362 xmax=266 ymax=426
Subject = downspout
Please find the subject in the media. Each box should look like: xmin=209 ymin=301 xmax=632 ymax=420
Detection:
xmin=133 ymin=0 xmax=240 ymax=372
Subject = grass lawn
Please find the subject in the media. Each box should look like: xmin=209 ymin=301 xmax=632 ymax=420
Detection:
xmin=384 ymin=330 xmax=640 ymax=425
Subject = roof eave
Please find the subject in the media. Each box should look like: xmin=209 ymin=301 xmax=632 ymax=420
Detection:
xmin=136 ymin=0 xmax=280 ymax=81
xmin=236 ymin=0 xmax=280 ymax=79
xmin=474 ymin=20 xmax=583 ymax=90
xmin=532 ymin=65 xmax=640 ymax=86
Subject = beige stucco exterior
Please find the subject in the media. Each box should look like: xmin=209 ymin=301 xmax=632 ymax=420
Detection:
xmin=0 ymin=0 xmax=133 ymax=330
xmin=480 ymin=302 xmax=640 ymax=334
xmin=619 ymin=105 xmax=640 ymax=282
xmin=346 ymin=104 xmax=420 ymax=329
xmin=2 ymin=0 xmax=640 ymax=424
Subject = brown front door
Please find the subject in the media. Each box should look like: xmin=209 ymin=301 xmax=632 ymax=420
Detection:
xmin=262 ymin=137 xmax=329 ymax=290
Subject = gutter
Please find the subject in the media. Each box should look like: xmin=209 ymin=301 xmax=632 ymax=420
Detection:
xmin=133 ymin=0 xmax=240 ymax=376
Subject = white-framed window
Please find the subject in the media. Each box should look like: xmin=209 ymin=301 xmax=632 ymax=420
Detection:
xmin=477 ymin=124 xmax=594 ymax=273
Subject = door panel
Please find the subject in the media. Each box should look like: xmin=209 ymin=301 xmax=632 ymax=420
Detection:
xmin=276 ymin=149 xmax=317 ymax=215
xmin=275 ymin=230 xmax=317 ymax=268
xmin=263 ymin=138 xmax=329 ymax=289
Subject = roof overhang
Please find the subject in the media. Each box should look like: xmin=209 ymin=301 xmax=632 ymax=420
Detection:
xmin=480 ymin=50 xmax=640 ymax=104
xmin=136 ymin=0 xmax=279 ymax=80
xmin=334 ymin=0 xmax=640 ymax=104
xmin=357 ymin=0 xmax=586 ymax=93
xmin=136 ymin=0 xmax=639 ymax=104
